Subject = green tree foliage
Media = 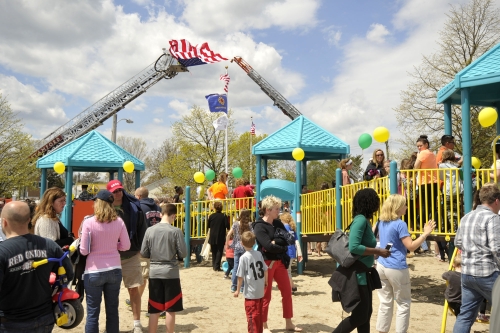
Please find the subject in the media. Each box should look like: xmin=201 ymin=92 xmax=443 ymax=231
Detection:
xmin=47 ymin=170 xmax=64 ymax=189
xmin=79 ymin=172 xmax=101 ymax=183
xmin=395 ymin=0 xmax=500 ymax=164
xmin=0 ymin=94 xmax=38 ymax=197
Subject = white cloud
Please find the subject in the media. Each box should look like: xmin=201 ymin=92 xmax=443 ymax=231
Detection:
xmin=180 ymin=0 xmax=320 ymax=35
xmin=366 ymin=23 xmax=390 ymax=43
xmin=153 ymin=118 xmax=163 ymax=123
xmin=323 ymin=25 xmax=342 ymax=46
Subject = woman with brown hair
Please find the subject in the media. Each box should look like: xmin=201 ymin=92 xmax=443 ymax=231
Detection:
xmin=80 ymin=189 xmax=131 ymax=333
xmin=364 ymin=149 xmax=387 ymax=181
xmin=33 ymin=187 xmax=74 ymax=247
xmin=226 ymin=209 xmax=253 ymax=293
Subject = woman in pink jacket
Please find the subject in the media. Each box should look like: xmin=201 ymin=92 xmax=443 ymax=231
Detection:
xmin=80 ymin=190 xmax=131 ymax=333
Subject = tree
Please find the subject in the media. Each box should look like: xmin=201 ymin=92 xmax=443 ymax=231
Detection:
xmin=79 ymin=172 xmax=101 ymax=183
xmin=160 ymin=106 xmax=238 ymax=190
xmin=116 ymin=136 xmax=148 ymax=192
xmin=0 ymin=94 xmax=38 ymax=197
xmin=395 ymin=0 xmax=500 ymax=163
xmin=144 ymin=139 xmax=177 ymax=185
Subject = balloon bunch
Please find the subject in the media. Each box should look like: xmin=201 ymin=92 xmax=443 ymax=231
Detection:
xmin=193 ymin=167 xmax=244 ymax=184
xmin=358 ymin=127 xmax=390 ymax=149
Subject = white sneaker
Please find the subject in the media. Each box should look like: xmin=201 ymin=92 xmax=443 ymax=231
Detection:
xmin=133 ymin=326 xmax=143 ymax=333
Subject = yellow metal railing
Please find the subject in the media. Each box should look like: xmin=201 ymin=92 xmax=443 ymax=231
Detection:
xmin=187 ymin=197 xmax=256 ymax=239
xmin=301 ymin=188 xmax=336 ymax=234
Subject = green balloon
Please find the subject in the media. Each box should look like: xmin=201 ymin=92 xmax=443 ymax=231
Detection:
xmin=205 ymin=169 xmax=216 ymax=181
xmin=358 ymin=133 xmax=373 ymax=149
xmin=232 ymin=167 xmax=243 ymax=179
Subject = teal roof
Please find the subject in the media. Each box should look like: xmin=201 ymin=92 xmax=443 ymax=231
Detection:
xmin=36 ymin=130 xmax=145 ymax=172
xmin=437 ymin=42 xmax=500 ymax=105
xmin=253 ymin=115 xmax=349 ymax=160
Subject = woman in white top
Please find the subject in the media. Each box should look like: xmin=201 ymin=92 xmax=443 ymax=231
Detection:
xmin=33 ymin=187 xmax=74 ymax=247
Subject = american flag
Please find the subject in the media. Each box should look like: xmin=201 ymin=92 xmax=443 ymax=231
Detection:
xmin=169 ymin=39 xmax=228 ymax=67
xmin=220 ymin=73 xmax=230 ymax=93
xmin=250 ymin=122 xmax=256 ymax=136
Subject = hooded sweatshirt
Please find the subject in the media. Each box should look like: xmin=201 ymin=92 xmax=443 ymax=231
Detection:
xmin=139 ymin=198 xmax=162 ymax=228
xmin=253 ymin=218 xmax=288 ymax=261
xmin=116 ymin=191 xmax=147 ymax=258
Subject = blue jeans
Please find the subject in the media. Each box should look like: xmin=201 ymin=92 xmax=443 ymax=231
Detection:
xmin=453 ymin=271 xmax=499 ymax=333
xmin=231 ymin=250 xmax=244 ymax=290
xmin=0 ymin=312 xmax=54 ymax=333
xmin=84 ymin=269 xmax=122 ymax=333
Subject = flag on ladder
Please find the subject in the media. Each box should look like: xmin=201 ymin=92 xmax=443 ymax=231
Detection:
xmin=220 ymin=73 xmax=230 ymax=93
xmin=250 ymin=122 xmax=256 ymax=136
xmin=169 ymin=39 xmax=228 ymax=67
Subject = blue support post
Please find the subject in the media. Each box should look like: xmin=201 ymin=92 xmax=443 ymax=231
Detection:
xmin=444 ymin=102 xmax=452 ymax=135
xmin=62 ymin=166 xmax=73 ymax=231
xmin=118 ymin=168 xmax=123 ymax=182
xmin=335 ymin=169 xmax=342 ymax=230
xmin=40 ymin=169 xmax=47 ymax=198
xmin=135 ymin=170 xmax=141 ymax=189
xmin=294 ymin=161 xmax=303 ymax=274
xmin=255 ymin=155 xmax=262 ymax=220
xmin=390 ymin=161 xmax=398 ymax=195
xmin=461 ymin=91 xmax=472 ymax=214
xmin=184 ymin=186 xmax=191 ymax=268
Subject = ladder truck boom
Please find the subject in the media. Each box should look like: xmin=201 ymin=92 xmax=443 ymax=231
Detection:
xmin=231 ymin=56 xmax=302 ymax=121
xmin=30 ymin=50 xmax=187 ymax=158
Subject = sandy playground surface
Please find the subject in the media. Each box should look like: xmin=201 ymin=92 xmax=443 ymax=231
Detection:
xmin=54 ymin=245 xmax=490 ymax=333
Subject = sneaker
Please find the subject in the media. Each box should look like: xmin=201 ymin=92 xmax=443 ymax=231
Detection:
xmin=125 ymin=299 xmax=131 ymax=306
xmin=133 ymin=326 xmax=143 ymax=333
xmin=223 ymin=275 xmax=229 ymax=279
xmin=230 ymin=286 xmax=236 ymax=293
xmin=477 ymin=313 xmax=489 ymax=322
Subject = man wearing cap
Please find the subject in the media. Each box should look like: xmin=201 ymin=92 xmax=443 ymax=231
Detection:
xmin=134 ymin=187 xmax=162 ymax=316
xmin=107 ymin=180 xmax=147 ymax=333
xmin=77 ymin=185 xmax=93 ymax=201
xmin=0 ymin=201 xmax=73 ymax=332
xmin=437 ymin=135 xmax=463 ymax=165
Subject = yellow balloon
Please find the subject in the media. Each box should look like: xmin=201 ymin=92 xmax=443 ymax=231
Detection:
xmin=292 ymin=148 xmax=305 ymax=161
xmin=478 ymin=107 xmax=498 ymax=127
xmin=53 ymin=161 xmax=65 ymax=174
xmin=471 ymin=157 xmax=481 ymax=169
xmin=123 ymin=161 xmax=134 ymax=173
xmin=194 ymin=171 xmax=205 ymax=184
xmin=373 ymin=127 xmax=390 ymax=143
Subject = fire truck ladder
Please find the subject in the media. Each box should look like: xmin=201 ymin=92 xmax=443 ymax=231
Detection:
xmin=31 ymin=50 xmax=188 ymax=158
xmin=231 ymin=56 xmax=302 ymax=121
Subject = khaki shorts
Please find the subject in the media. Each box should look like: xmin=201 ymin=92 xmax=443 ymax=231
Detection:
xmin=140 ymin=257 xmax=150 ymax=280
xmin=121 ymin=253 xmax=144 ymax=289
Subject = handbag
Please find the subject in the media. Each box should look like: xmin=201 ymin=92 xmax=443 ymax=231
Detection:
xmin=325 ymin=220 xmax=367 ymax=268
xmin=200 ymin=235 xmax=211 ymax=261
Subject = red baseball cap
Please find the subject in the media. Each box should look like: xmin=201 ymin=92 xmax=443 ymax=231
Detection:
xmin=107 ymin=180 xmax=124 ymax=192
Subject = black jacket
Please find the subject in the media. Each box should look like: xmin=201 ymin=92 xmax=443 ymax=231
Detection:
xmin=207 ymin=212 xmax=229 ymax=246
xmin=253 ymin=218 xmax=288 ymax=261
xmin=139 ymin=198 xmax=162 ymax=228
xmin=118 ymin=191 xmax=147 ymax=257
xmin=329 ymin=260 xmax=381 ymax=313
xmin=364 ymin=162 xmax=387 ymax=181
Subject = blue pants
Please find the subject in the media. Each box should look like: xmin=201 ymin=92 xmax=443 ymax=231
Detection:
xmin=453 ymin=271 xmax=499 ymax=333
xmin=84 ymin=269 xmax=122 ymax=333
xmin=0 ymin=312 xmax=54 ymax=333
xmin=231 ymin=250 xmax=244 ymax=290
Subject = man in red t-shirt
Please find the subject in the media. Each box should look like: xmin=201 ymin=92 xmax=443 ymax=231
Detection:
xmin=233 ymin=179 xmax=254 ymax=210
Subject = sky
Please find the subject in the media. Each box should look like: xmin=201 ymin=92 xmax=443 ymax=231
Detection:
xmin=0 ymin=0 xmax=481 ymax=170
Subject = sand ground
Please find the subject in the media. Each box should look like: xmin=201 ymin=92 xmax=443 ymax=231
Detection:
xmin=54 ymin=249 xmax=490 ymax=333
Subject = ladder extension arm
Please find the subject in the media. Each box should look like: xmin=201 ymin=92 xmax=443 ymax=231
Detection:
xmin=31 ymin=51 xmax=187 ymax=158
xmin=231 ymin=56 xmax=302 ymax=121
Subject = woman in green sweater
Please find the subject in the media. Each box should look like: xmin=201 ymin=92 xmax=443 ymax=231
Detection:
xmin=332 ymin=188 xmax=390 ymax=333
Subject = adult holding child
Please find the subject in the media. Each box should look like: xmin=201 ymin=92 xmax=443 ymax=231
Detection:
xmin=375 ymin=194 xmax=435 ymax=333
xmin=33 ymin=187 xmax=74 ymax=247
xmin=79 ymin=190 xmax=131 ymax=333
xmin=331 ymin=188 xmax=390 ymax=333
xmin=254 ymin=195 xmax=302 ymax=333
xmin=364 ymin=149 xmax=387 ymax=181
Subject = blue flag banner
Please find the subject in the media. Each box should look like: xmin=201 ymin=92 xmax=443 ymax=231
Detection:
xmin=205 ymin=94 xmax=228 ymax=113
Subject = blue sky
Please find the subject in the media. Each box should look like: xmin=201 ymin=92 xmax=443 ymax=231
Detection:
xmin=0 ymin=0 xmax=475 ymax=166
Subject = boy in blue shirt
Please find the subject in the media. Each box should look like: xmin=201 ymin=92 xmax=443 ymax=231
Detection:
xmin=234 ymin=231 xmax=268 ymax=333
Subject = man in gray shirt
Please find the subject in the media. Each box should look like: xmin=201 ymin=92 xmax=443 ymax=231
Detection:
xmin=140 ymin=203 xmax=187 ymax=333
